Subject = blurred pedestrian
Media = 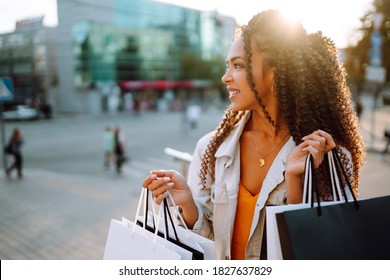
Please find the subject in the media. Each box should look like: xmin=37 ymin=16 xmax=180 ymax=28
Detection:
xmin=114 ymin=125 xmax=127 ymax=173
xmin=186 ymin=102 xmax=202 ymax=130
xmin=4 ymin=127 xmax=24 ymax=179
xmin=354 ymin=95 xmax=363 ymax=121
xmin=381 ymin=121 xmax=390 ymax=159
xmin=103 ymin=126 xmax=115 ymax=170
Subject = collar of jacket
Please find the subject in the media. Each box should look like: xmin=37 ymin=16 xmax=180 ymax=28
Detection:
xmin=214 ymin=110 xmax=251 ymax=168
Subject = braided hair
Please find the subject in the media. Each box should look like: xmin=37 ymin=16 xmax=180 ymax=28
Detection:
xmin=199 ymin=10 xmax=365 ymax=199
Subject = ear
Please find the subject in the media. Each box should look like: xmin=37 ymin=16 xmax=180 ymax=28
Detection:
xmin=266 ymin=67 xmax=276 ymax=89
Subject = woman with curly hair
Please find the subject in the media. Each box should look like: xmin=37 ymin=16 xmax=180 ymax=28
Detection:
xmin=143 ymin=10 xmax=365 ymax=260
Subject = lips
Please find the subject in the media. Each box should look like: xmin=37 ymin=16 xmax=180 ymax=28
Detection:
xmin=228 ymin=89 xmax=240 ymax=99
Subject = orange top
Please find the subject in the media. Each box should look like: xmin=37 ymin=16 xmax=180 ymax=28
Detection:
xmin=231 ymin=183 xmax=259 ymax=260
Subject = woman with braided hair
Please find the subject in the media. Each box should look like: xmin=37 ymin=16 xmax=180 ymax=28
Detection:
xmin=143 ymin=9 xmax=365 ymax=260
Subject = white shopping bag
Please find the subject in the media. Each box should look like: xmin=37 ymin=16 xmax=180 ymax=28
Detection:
xmin=167 ymin=192 xmax=216 ymax=259
xmin=137 ymin=192 xmax=216 ymax=260
xmin=173 ymin=223 xmax=217 ymax=260
xmin=266 ymin=203 xmax=312 ymax=259
xmin=139 ymin=209 xmax=217 ymax=260
xmin=103 ymin=218 xmax=184 ymax=260
xmin=103 ymin=188 xmax=193 ymax=260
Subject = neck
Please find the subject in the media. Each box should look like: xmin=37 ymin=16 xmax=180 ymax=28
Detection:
xmin=247 ymin=109 xmax=288 ymax=138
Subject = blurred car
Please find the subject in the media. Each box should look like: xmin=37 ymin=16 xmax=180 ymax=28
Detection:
xmin=2 ymin=105 xmax=40 ymax=121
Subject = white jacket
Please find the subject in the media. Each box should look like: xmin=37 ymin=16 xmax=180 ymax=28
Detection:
xmin=187 ymin=111 xmax=296 ymax=259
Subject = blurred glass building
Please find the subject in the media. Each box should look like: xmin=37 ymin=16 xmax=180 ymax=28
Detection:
xmin=0 ymin=0 xmax=236 ymax=114
xmin=0 ymin=16 xmax=57 ymax=109
xmin=56 ymin=0 xmax=236 ymax=113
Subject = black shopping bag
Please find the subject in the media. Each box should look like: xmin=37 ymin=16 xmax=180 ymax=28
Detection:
xmin=277 ymin=195 xmax=390 ymax=260
xmin=276 ymin=150 xmax=390 ymax=260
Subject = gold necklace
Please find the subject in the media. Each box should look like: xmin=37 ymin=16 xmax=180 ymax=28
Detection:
xmin=248 ymin=132 xmax=290 ymax=167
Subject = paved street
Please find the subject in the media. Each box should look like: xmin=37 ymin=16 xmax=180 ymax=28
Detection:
xmin=0 ymin=108 xmax=223 ymax=259
xmin=1 ymin=99 xmax=390 ymax=260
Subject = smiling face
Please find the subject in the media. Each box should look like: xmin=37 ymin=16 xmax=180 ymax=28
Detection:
xmin=221 ymin=36 xmax=274 ymax=112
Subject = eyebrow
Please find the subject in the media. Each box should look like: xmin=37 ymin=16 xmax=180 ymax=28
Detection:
xmin=225 ymin=56 xmax=246 ymax=64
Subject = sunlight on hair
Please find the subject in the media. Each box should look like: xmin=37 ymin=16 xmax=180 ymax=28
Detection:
xmin=279 ymin=5 xmax=305 ymax=27
xmin=277 ymin=2 xmax=335 ymax=40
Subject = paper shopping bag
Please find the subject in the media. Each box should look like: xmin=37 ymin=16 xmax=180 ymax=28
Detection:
xmin=103 ymin=218 xmax=192 ymax=260
xmin=266 ymin=204 xmax=307 ymax=260
xmin=136 ymin=199 xmax=205 ymax=260
xmin=266 ymin=201 xmax=343 ymax=260
xmin=275 ymin=151 xmax=390 ymax=259
xmin=276 ymin=195 xmax=390 ymax=260
xmin=165 ymin=192 xmax=217 ymax=259
xmin=137 ymin=211 xmax=216 ymax=260
xmin=172 ymin=223 xmax=217 ymax=260
xmin=103 ymin=186 xmax=196 ymax=260
xmin=137 ymin=191 xmax=216 ymax=260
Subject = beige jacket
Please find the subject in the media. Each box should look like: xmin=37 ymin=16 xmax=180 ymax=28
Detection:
xmin=187 ymin=111 xmax=296 ymax=260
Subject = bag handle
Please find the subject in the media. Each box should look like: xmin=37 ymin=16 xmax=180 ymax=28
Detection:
xmin=330 ymin=149 xmax=359 ymax=208
xmin=134 ymin=187 xmax=181 ymax=242
xmin=163 ymin=198 xmax=179 ymax=241
xmin=304 ymin=149 xmax=360 ymax=216
xmin=132 ymin=188 xmax=164 ymax=244
xmin=166 ymin=191 xmax=190 ymax=230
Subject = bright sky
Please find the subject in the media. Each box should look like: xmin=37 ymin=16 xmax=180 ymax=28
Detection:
xmin=0 ymin=0 xmax=374 ymax=48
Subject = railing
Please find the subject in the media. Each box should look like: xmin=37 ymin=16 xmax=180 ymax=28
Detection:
xmin=164 ymin=147 xmax=193 ymax=180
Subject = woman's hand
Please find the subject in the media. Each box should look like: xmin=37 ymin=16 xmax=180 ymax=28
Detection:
xmin=285 ymin=130 xmax=336 ymax=203
xmin=142 ymin=169 xmax=199 ymax=229
xmin=142 ymin=169 xmax=192 ymax=206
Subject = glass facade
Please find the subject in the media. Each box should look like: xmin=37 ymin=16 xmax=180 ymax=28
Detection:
xmin=0 ymin=27 xmax=56 ymax=105
xmin=70 ymin=0 xmax=233 ymax=87
xmin=72 ymin=21 xmax=175 ymax=87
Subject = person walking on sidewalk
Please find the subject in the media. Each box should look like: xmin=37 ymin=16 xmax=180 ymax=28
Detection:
xmin=142 ymin=10 xmax=365 ymax=260
xmin=103 ymin=125 xmax=115 ymax=170
xmin=381 ymin=121 xmax=390 ymax=159
xmin=114 ymin=125 xmax=127 ymax=173
xmin=4 ymin=127 xmax=24 ymax=179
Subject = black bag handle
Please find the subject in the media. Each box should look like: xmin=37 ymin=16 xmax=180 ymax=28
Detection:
xmin=141 ymin=189 xmax=179 ymax=241
xmin=306 ymin=149 xmax=360 ymax=216
xmin=163 ymin=198 xmax=179 ymax=241
xmin=331 ymin=149 xmax=359 ymax=208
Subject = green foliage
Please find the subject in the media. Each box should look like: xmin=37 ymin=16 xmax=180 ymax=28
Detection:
xmin=178 ymin=50 xmax=225 ymax=88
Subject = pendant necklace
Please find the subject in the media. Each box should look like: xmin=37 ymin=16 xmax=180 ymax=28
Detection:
xmin=248 ymin=132 xmax=290 ymax=167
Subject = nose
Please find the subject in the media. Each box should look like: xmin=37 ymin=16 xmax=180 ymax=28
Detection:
xmin=221 ymin=70 xmax=232 ymax=84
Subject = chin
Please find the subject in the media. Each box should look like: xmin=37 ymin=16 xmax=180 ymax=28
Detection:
xmin=229 ymin=104 xmax=245 ymax=112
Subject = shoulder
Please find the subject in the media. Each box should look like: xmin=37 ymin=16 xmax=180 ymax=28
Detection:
xmin=196 ymin=131 xmax=215 ymax=150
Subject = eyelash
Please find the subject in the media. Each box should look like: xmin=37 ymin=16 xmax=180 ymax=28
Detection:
xmin=226 ymin=63 xmax=244 ymax=71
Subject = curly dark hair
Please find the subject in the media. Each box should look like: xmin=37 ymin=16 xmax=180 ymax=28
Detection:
xmin=199 ymin=10 xmax=365 ymax=199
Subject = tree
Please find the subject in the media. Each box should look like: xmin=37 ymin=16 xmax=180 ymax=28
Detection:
xmin=178 ymin=50 xmax=225 ymax=90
